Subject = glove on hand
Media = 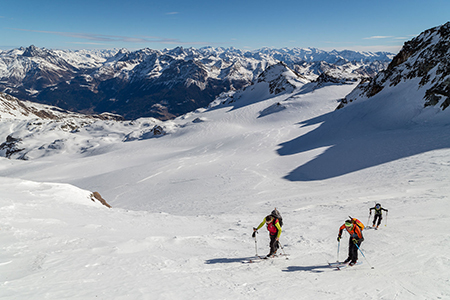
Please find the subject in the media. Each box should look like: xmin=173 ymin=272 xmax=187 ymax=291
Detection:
xmin=337 ymin=236 xmax=341 ymax=242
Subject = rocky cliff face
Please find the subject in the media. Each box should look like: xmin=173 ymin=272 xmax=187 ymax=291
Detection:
xmin=0 ymin=46 xmax=392 ymax=120
xmin=338 ymin=22 xmax=450 ymax=111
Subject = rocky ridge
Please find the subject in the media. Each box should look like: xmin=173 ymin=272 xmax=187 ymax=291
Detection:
xmin=339 ymin=22 xmax=450 ymax=111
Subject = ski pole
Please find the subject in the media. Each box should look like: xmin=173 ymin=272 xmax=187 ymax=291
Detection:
xmin=252 ymin=228 xmax=258 ymax=256
xmin=279 ymin=241 xmax=286 ymax=255
xmin=337 ymin=240 xmax=340 ymax=262
xmin=278 ymin=240 xmax=289 ymax=260
xmin=385 ymin=211 xmax=388 ymax=227
xmin=353 ymin=240 xmax=374 ymax=269
xmin=367 ymin=212 xmax=371 ymax=227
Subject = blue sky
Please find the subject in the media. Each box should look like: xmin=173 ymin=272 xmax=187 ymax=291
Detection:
xmin=0 ymin=0 xmax=449 ymax=53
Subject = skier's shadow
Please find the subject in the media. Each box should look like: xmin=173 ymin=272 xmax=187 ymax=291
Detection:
xmin=283 ymin=264 xmax=331 ymax=273
xmin=205 ymin=257 xmax=256 ymax=264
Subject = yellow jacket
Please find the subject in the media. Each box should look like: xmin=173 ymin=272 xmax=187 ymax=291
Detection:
xmin=256 ymin=218 xmax=282 ymax=238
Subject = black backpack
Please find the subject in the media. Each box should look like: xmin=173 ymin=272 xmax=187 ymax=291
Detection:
xmin=271 ymin=208 xmax=283 ymax=227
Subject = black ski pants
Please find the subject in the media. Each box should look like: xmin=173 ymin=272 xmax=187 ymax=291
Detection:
xmin=348 ymin=238 xmax=363 ymax=263
xmin=269 ymin=234 xmax=279 ymax=255
xmin=372 ymin=214 xmax=383 ymax=226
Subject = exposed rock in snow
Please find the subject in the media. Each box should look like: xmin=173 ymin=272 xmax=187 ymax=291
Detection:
xmin=0 ymin=135 xmax=25 ymax=159
xmin=90 ymin=191 xmax=112 ymax=208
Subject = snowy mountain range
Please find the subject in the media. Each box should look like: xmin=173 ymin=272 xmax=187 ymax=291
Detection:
xmin=1 ymin=23 xmax=450 ymax=299
xmin=0 ymin=46 xmax=393 ymax=120
xmin=0 ymin=19 xmax=448 ymax=162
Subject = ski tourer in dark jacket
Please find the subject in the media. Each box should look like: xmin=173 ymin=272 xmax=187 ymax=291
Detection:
xmin=370 ymin=203 xmax=388 ymax=228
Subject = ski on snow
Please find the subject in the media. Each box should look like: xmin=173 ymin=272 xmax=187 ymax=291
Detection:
xmin=242 ymin=256 xmax=266 ymax=263
xmin=243 ymin=253 xmax=289 ymax=263
xmin=365 ymin=226 xmax=380 ymax=230
xmin=328 ymin=261 xmax=362 ymax=270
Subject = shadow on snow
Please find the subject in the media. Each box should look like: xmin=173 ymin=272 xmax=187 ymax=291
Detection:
xmin=205 ymin=258 xmax=335 ymax=273
xmin=205 ymin=256 xmax=257 ymax=264
xmin=277 ymin=102 xmax=450 ymax=181
xmin=283 ymin=264 xmax=332 ymax=273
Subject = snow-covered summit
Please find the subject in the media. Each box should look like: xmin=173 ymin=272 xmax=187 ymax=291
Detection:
xmin=209 ymin=61 xmax=310 ymax=109
xmin=256 ymin=62 xmax=307 ymax=84
xmin=253 ymin=62 xmax=308 ymax=95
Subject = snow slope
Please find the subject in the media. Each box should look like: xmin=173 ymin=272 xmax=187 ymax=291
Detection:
xmin=1 ymin=68 xmax=450 ymax=299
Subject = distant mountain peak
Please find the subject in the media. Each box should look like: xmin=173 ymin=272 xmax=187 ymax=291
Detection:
xmin=22 ymin=45 xmax=46 ymax=57
xmin=256 ymin=61 xmax=308 ymax=94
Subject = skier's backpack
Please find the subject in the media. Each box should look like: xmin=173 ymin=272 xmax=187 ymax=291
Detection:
xmin=271 ymin=208 xmax=283 ymax=227
xmin=349 ymin=216 xmax=364 ymax=231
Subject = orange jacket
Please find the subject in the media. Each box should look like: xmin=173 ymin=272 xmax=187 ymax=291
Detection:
xmin=338 ymin=223 xmax=363 ymax=239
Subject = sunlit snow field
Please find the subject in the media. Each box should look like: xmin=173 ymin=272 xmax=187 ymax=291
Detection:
xmin=1 ymin=71 xmax=449 ymax=299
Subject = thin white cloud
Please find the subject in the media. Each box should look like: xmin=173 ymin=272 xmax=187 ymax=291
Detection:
xmin=67 ymin=42 xmax=108 ymax=45
xmin=10 ymin=28 xmax=204 ymax=46
xmin=363 ymin=35 xmax=413 ymax=44
xmin=394 ymin=35 xmax=417 ymax=40
xmin=334 ymin=44 xmax=403 ymax=53
xmin=11 ymin=28 xmax=152 ymax=43
xmin=364 ymin=36 xmax=394 ymax=40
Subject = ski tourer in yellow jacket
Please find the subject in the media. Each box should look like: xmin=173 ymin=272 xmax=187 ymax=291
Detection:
xmin=254 ymin=215 xmax=282 ymax=257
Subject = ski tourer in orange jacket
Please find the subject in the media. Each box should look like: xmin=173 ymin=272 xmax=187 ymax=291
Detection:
xmin=337 ymin=219 xmax=364 ymax=265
